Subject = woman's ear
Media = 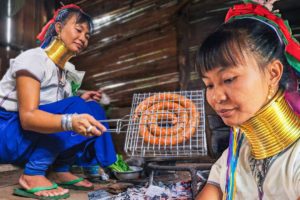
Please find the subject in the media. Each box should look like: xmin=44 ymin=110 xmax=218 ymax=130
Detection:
xmin=54 ymin=22 xmax=63 ymax=36
xmin=267 ymin=59 xmax=283 ymax=86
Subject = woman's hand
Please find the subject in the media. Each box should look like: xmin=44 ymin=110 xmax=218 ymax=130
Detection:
xmin=81 ymin=90 xmax=102 ymax=101
xmin=72 ymin=114 xmax=106 ymax=137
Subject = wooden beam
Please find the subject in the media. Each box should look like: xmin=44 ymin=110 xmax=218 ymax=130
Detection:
xmin=176 ymin=3 xmax=191 ymax=90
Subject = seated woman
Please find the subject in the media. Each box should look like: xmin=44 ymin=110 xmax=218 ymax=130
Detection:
xmin=195 ymin=1 xmax=300 ymax=199
xmin=0 ymin=4 xmax=116 ymax=199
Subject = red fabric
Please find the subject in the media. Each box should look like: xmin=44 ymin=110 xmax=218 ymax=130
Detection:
xmin=36 ymin=4 xmax=82 ymax=43
xmin=225 ymin=3 xmax=300 ymax=63
xmin=286 ymin=42 xmax=300 ymax=61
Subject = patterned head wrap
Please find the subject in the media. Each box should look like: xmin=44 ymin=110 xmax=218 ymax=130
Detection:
xmin=225 ymin=1 xmax=300 ymax=76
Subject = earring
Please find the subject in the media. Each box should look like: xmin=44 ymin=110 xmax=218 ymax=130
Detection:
xmin=267 ymin=85 xmax=274 ymax=100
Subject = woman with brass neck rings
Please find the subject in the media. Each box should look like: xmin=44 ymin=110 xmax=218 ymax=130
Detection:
xmin=195 ymin=3 xmax=300 ymax=200
xmin=0 ymin=5 xmax=116 ymax=199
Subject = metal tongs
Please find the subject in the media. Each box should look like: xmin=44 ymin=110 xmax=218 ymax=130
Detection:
xmin=98 ymin=110 xmax=184 ymax=134
xmin=97 ymin=115 xmax=131 ymax=134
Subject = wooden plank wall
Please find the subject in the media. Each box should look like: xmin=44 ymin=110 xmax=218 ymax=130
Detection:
xmin=0 ymin=0 xmax=50 ymax=77
xmin=69 ymin=0 xmax=190 ymax=107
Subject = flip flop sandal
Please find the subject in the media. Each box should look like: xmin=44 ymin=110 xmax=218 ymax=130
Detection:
xmin=13 ymin=183 xmax=70 ymax=200
xmin=57 ymin=177 xmax=94 ymax=191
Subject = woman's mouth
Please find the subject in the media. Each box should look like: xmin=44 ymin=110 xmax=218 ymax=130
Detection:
xmin=217 ymin=108 xmax=236 ymax=118
xmin=74 ymin=43 xmax=83 ymax=50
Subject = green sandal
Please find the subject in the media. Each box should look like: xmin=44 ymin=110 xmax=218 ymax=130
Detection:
xmin=58 ymin=177 xmax=94 ymax=191
xmin=13 ymin=183 xmax=70 ymax=200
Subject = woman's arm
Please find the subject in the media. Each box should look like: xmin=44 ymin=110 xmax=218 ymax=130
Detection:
xmin=195 ymin=183 xmax=223 ymax=200
xmin=16 ymin=70 xmax=106 ymax=135
xmin=17 ymin=71 xmax=62 ymax=133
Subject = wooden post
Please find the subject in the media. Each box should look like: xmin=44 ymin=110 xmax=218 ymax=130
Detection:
xmin=176 ymin=2 xmax=191 ymax=90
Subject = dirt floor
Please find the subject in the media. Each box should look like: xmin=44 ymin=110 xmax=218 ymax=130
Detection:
xmin=0 ymin=170 xmax=135 ymax=200
xmin=0 ymin=165 xmax=198 ymax=200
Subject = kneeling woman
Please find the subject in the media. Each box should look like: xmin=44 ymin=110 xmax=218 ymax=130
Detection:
xmin=0 ymin=4 xmax=116 ymax=199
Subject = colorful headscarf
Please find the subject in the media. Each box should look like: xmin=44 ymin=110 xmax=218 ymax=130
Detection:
xmin=225 ymin=2 xmax=300 ymax=76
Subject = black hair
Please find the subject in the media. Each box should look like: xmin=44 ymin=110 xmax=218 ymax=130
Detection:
xmin=195 ymin=18 xmax=291 ymax=88
xmin=41 ymin=8 xmax=94 ymax=48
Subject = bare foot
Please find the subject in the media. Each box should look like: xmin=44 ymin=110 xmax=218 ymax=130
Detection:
xmin=48 ymin=172 xmax=93 ymax=188
xmin=19 ymin=174 xmax=69 ymax=197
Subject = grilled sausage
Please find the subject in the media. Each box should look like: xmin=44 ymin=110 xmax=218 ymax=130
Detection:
xmin=146 ymin=102 xmax=188 ymax=136
xmin=134 ymin=93 xmax=199 ymax=145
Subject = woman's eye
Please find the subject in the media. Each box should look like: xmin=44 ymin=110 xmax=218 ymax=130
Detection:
xmin=205 ymin=84 xmax=214 ymax=89
xmin=76 ymin=29 xmax=82 ymax=33
xmin=224 ymin=77 xmax=236 ymax=84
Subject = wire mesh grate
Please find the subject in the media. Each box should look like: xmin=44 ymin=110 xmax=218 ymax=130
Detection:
xmin=124 ymin=90 xmax=207 ymax=157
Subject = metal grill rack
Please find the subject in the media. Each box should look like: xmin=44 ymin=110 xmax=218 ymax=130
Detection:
xmin=124 ymin=90 xmax=207 ymax=157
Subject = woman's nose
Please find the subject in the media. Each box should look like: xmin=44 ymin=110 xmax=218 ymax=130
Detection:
xmin=79 ymin=34 xmax=88 ymax=44
xmin=212 ymin=88 xmax=227 ymax=104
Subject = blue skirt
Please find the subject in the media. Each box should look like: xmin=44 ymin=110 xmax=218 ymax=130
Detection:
xmin=0 ymin=96 xmax=116 ymax=175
